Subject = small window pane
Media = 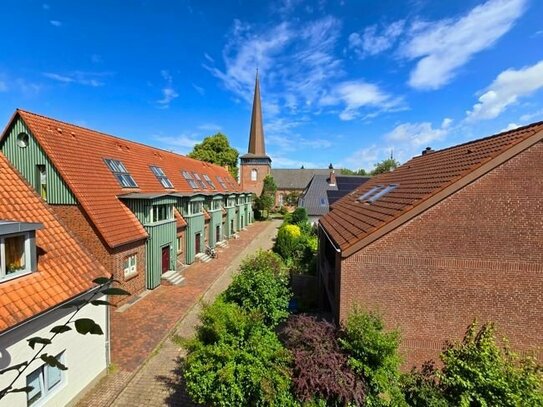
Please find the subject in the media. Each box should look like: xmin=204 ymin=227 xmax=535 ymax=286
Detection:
xmin=5 ymin=235 xmax=26 ymax=274
xmin=46 ymin=363 xmax=62 ymax=391
xmin=27 ymin=367 xmax=43 ymax=406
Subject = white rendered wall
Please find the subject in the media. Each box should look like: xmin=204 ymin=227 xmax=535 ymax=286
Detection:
xmin=0 ymin=293 xmax=108 ymax=407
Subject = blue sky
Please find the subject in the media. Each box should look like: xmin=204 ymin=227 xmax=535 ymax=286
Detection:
xmin=1 ymin=0 xmax=542 ymax=171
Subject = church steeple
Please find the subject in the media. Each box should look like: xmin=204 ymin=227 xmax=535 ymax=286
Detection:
xmin=248 ymin=71 xmax=266 ymax=156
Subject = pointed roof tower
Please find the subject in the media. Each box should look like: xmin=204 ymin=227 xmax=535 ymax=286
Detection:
xmin=243 ymin=72 xmax=270 ymax=159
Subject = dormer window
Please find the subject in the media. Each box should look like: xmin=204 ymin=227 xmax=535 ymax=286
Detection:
xmin=150 ymin=166 xmax=174 ymax=189
xmin=216 ymin=176 xmax=228 ymax=190
xmin=193 ymin=173 xmax=207 ymax=189
xmin=182 ymin=171 xmax=198 ymax=189
xmin=104 ymin=159 xmax=138 ymax=188
xmin=0 ymin=221 xmax=42 ymax=281
xmin=203 ymin=174 xmax=216 ymax=190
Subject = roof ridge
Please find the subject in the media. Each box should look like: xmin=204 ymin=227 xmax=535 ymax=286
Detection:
xmin=412 ymin=120 xmax=543 ymax=158
xmin=16 ymin=108 xmax=226 ymax=172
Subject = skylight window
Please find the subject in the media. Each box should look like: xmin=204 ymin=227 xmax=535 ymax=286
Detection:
xmin=366 ymin=184 xmax=398 ymax=203
xmin=193 ymin=173 xmax=207 ymax=189
xmin=104 ymin=159 xmax=138 ymax=188
xmin=216 ymin=176 xmax=228 ymax=190
xmin=182 ymin=171 xmax=199 ymax=189
xmin=150 ymin=166 xmax=174 ymax=189
xmin=203 ymin=174 xmax=216 ymax=190
xmin=357 ymin=185 xmax=383 ymax=202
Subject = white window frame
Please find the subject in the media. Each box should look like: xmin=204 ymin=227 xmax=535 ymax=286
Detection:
xmin=189 ymin=201 xmax=203 ymax=215
xmin=0 ymin=232 xmax=32 ymax=281
xmin=177 ymin=236 xmax=182 ymax=253
xmin=26 ymin=351 xmax=65 ymax=406
xmin=150 ymin=204 xmax=173 ymax=223
xmin=123 ymin=254 xmax=137 ymax=278
xmin=250 ymin=169 xmax=257 ymax=181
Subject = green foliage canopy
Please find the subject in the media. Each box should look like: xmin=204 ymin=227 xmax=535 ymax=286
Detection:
xmin=371 ymin=158 xmax=399 ymax=176
xmin=188 ymin=133 xmax=239 ymax=179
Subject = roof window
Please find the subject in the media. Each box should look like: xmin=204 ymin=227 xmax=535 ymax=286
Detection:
xmin=360 ymin=184 xmax=398 ymax=203
xmin=216 ymin=176 xmax=228 ymax=190
xmin=193 ymin=173 xmax=207 ymax=189
xmin=182 ymin=171 xmax=199 ymax=189
xmin=104 ymin=159 xmax=138 ymax=188
xmin=357 ymin=185 xmax=384 ymax=201
xmin=150 ymin=166 xmax=174 ymax=189
xmin=203 ymin=174 xmax=216 ymax=190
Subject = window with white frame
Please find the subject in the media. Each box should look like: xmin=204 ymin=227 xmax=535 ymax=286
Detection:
xmin=182 ymin=171 xmax=199 ymax=189
xmin=203 ymin=174 xmax=216 ymax=190
xmin=177 ymin=236 xmax=182 ymax=252
xmin=211 ymin=199 xmax=222 ymax=210
xmin=150 ymin=166 xmax=174 ymax=189
xmin=190 ymin=201 xmax=203 ymax=214
xmin=151 ymin=205 xmax=173 ymax=223
xmin=251 ymin=169 xmax=257 ymax=181
xmin=104 ymin=158 xmax=138 ymax=188
xmin=227 ymin=197 xmax=236 ymax=207
xmin=0 ymin=233 xmax=32 ymax=281
xmin=26 ymin=352 xmax=65 ymax=406
xmin=123 ymin=254 xmax=137 ymax=278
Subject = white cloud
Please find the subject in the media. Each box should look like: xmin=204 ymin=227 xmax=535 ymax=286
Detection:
xmin=401 ymin=0 xmax=526 ymax=90
xmin=320 ymin=80 xmax=403 ymax=120
xmin=43 ymin=71 xmax=109 ymax=87
xmin=501 ymin=123 xmax=521 ymax=132
xmin=192 ymin=83 xmax=205 ymax=95
xmin=520 ymin=108 xmax=543 ymax=122
xmin=349 ymin=20 xmax=405 ymax=58
xmin=91 ymin=54 xmax=102 ymax=64
xmin=156 ymin=70 xmax=179 ymax=108
xmin=198 ymin=123 xmax=221 ymax=132
xmin=154 ymin=134 xmax=201 ymax=155
xmin=385 ymin=120 xmax=449 ymax=147
xmin=466 ymin=60 xmax=543 ymax=121
xmin=341 ymin=145 xmax=387 ymax=172
xmin=50 ymin=20 xmax=62 ymax=27
xmin=270 ymin=155 xmax=320 ymax=169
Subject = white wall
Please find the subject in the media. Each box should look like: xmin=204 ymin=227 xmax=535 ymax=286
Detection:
xmin=0 ymin=292 xmax=108 ymax=407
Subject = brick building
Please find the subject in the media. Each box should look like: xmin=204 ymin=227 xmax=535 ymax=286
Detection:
xmin=318 ymin=123 xmax=543 ymax=367
xmin=0 ymin=153 xmax=108 ymax=406
xmin=0 ymin=110 xmax=253 ymax=302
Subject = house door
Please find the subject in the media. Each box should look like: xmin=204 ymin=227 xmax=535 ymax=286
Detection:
xmin=161 ymin=246 xmax=170 ymax=274
xmin=195 ymin=233 xmax=201 ymax=253
xmin=230 ymin=219 xmax=234 ymax=234
xmin=216 ymin=225 xmax=220 ymax=242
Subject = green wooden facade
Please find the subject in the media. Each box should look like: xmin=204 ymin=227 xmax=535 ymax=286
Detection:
xmin=176 ymin=196 xmax=206 ymax=265
xmin=0 ymin=117 xmax=77 ymax=204
xmin=206 ymin=195 xmax=223 ymax=248
xmin=225 ymin=195 xmax=238 ymax=237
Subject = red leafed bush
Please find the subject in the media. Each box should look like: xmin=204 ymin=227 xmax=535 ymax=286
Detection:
xmin=281 ymin=314 xmax=365 ymax=406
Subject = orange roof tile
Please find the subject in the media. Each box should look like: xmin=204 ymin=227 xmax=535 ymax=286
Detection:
xmin=0 ymin=153 xmax=107 ymax=333
xmin=9 ymin=110 xmax=242 ymax=248
xmin=320 ymin=121 xmax=543 ymax=255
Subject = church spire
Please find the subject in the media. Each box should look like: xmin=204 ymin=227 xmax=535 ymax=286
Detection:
xmin=247 ymin=71 xmax=266 ymax=156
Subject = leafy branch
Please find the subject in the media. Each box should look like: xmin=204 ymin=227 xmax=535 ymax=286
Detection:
xmin=0 ymin=275 xmax=129 ymax=400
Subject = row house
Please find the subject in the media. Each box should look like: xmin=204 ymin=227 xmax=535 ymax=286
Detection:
xmin=318 ymin=122 xmax=543 ymax=367
xmin=0 ymin=153 xmax=109 ymax=406
xmin=0 ymin=110 xmax=253 ymax=301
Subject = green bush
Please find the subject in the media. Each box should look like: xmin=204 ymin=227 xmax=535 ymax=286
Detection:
xmin=401 ymin=362 xmax=447 ymax=407
xmin=184 ymin=299 xmax=297 ymax=407
xmin=274 ymin=224 xmax=302 ymax=260
xmin=438 ymin=321 xmax=543 ymax=406
xmin=339 ymin=309 xmax=406 ymax=406
xmin=223 ymin=251 xmax=291 ymax=327
xmin=291 ymin=207 xmax=308 ymax=225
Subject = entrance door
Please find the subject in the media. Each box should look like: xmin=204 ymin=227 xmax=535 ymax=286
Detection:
xmin=216 ymin=225 xmax=220 ymax=243
xmin=161 ymin=246 xmax=170 ymax=274
xmin=195 ymin=233 xmax=201 ymax=253
xmin=230 ymin=219 xmax=234 ymax=235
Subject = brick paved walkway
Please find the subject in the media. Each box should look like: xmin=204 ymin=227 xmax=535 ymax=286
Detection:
xmin=77 ymin=220 xmax=281 ymax=406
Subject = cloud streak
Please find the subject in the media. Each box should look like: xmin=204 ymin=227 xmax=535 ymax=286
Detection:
xmin=156 ymin=70 xmax=179 ymax=108
xmin=43 ymin=71 xmax=111 ymax=87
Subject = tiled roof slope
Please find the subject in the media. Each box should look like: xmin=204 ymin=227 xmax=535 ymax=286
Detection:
xmin=320 ymin=122 xmax=543 ymax=254
xmin=271 ymin=168 xmax=332 ymax=189
xmin=8 ymin=110 xmax=241 ymax=248
xmin=0 ymin=153 xmax=106 ymax=332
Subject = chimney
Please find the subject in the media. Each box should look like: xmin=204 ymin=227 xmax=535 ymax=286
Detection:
xmin=328 ymin=163 xmax=336 ymax=187
xmin=422 ymin=147 xmax=434 ymax=155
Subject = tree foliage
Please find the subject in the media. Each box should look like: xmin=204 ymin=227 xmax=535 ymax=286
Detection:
xmin=401 ymin=362 xmax=447 ymax=407
xmin=188 ymin=133 xmax=239 ymax=179
xmin=281 ymin=314 xmax=365 ymax=406
xmin=184 ymin=299 xmax=296 ymax=407
xmin=274 ymin=224 xmax=302 ymax=260
xmin=254 ymin=175 xmax=277 ymax=220
xmin=339 ymin=309 xmax=406 ymax=406
xmin=371 ymin=158 xmax=399 ymax=176
xmin=223 ymin=251 xmax=291 ymax=327
xmin=341 ymin=168 xmax=368 ymax=176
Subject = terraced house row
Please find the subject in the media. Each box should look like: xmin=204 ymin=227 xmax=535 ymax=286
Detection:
xmin=0 ymin=109 xmax=253 ymax=300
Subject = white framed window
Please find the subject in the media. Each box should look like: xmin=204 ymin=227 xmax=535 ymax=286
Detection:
xmin=189 ymin=201 xmax=203 ymax=215
xmin=26 ymin=352 xmax=65 ymax=406
xmin=251 ymin=169 xmax=257 ymax=181
xmin=151 ymin=205 xmax=173 ymax=223
xmin=123 ymin=254 xmax=137 ymax=278
xmin=0 ymin=233 xmax=32 ymax=281
xmin=227 ymin=197 xmax=236 ymax=207
xmin=177 ymin=236 xmax=182 ymax=253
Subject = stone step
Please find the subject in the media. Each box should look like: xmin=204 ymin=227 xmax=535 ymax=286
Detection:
xmin=216 ymin=240 xmax=228 ymax=248
xmin=195 ymin=253 xmax=212 ymax=263
xmin=161 ymin=269 xmax=185 ymax=285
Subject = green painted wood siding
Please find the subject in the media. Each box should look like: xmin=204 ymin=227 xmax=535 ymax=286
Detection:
xmin=125 ymin=199 xmax=150 ymax=224
xmin=185 ymin=213 xmax=205 ymax=264
xmin=207 ymin=209 xmax=222 ymax=247
xmin=0 ymin=118 xmax=77 ymax=204
xmin=145 ymin=221 xmax=176 ymax=289
xmin=226 ymin=206 xmax=237 ymax=236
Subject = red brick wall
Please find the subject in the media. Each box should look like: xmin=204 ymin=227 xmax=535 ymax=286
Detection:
xmin=240 ymin=163 xmax=270 ymax=195
xmin=51 ymin=205 xmax=147 ymax=304
xmin=339 ymin=141 xmax=543 ymax=368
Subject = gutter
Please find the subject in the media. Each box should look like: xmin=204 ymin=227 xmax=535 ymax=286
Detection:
xmin=318 ymin=222 xmax=341 ymax=253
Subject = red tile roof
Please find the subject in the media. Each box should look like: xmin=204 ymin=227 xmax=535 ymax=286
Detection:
xmin=10 ymin=110 xmax=242 ymax=248
xmin=0 ymin=153 xmax=107 ymax=333
xmin=320 ymin=122 xmax=543 ymax=256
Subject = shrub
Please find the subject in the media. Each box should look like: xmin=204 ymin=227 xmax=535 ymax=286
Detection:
xmin=401 ymin=362 xmax=447 ymax=407
xmin=438 ymin=321 xmax=543 ymax=406
xmin=339 ymin=309 xmax=406 ymax=406
xmin=274 ymin=224 xmax=302 ymax=260
xmin=291 ymin=207 xmax=308 ymax=225
xmin=184 ymin=299 xmax=297 ymax=407
xmin=223 ymin=251 xmax=291 ymax=327
xmin=281 ymin=314 xmax=365 ymax=406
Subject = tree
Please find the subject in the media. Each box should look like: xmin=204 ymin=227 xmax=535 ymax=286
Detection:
xmin=0 ymin=276 xmax=129 ymax=400
xmin=188 ymin=133 xmax=239 ymax=179
xmin=223 ymin=251 xmax=291 ymax=327
xmin=371 ymin=158 xmax=399 ymax=175
xmin=254 ymin=175 xmax=277 ymax=219
xmin=183 ymin=299 xmax=296 ymax=406
xmin=339 ymin=309 xmax=406 ymax=406
xmin=341 ymin=168 xmax=368 ymax=176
